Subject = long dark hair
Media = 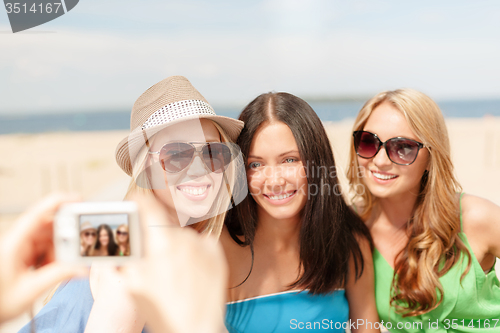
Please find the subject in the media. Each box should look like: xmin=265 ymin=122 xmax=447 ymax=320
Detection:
xmin=225 ymin=92 xmax=372 ymax=294
xmin=95 ymin=224 xmax=119 ymax=256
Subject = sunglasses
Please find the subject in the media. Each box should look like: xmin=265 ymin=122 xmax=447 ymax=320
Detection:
xmin=84 ymin=232 xmax=96 ymax=237
xmin=353 ymin=131 xmax=426 ymax=165
xmin=149 ymin=142 xmax=232 ymax=174
xmin=117 ymin=230 xmax=128 ymax=236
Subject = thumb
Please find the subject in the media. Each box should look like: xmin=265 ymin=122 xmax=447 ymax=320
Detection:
xmin=130 ymin=193 xmax=178 ymax=253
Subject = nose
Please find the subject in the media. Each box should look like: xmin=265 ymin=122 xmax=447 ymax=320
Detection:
xmin=372 ymin=145 xmax=392 ymax=168
xmin=264 ymin=166 xmax=286 ymax=189
xmin=186 ymin=154 xmax=209 ymax=177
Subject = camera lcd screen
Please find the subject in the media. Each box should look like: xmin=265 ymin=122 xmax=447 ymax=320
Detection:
xmin=79 ymin=213 xmax=131 ymax=256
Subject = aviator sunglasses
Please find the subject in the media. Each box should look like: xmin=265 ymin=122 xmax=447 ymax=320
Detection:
xmin=353 ymin=131 xmax=426 ymax=165
xmin=149 ymin=142 xmax=232 ymax=173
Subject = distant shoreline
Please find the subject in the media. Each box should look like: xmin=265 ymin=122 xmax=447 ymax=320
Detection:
xmin=1 ymin=98 xmax=500 ymax=135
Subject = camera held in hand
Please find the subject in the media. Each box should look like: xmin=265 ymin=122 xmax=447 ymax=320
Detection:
xmin=54 ymin=201 xmax=142 ymax=265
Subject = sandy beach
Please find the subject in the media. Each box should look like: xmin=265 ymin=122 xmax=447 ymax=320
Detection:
xmin=1 ymin=117 xmax=500 ymax=332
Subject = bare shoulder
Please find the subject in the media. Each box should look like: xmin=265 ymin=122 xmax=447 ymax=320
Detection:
xmin=461 ymin=194 xmax=500 ymax=257
xmin=461 ymin=194 xmax=500 ymax=232
xmin=353 ymin=232 xmax=373 ymax=257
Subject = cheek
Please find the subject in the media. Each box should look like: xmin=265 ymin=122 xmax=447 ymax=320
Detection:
xmin=288 ymin=166 xmax=307 ymax=189
xmin=211 ymin=173 xmax=224 ymax=189
xmin=404 ymin=151 xmax=429 ymax=181
xmin=357 ymin=156 xmax=369 ymax=169
xmin=153 ymin=188 xmax=175 ymax=209
xmin=247 ymin=171 xmax=264 ymax=195
xmin=164 ymin=172 xmax=182 ymax=187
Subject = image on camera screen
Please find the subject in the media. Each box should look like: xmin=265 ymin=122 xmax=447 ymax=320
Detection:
xmin=79 ymin=213 xmax=131 ymax=257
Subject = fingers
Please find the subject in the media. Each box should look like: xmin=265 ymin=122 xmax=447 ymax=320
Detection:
xmin=2 ymin=193 xmax=81 ymax=270
xmin=11 ymin=192 xmax=81 ymax=239
xmin=129 ymin=193 xmax=179 ymax=255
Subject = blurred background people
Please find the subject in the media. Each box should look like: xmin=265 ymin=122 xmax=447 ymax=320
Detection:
xmin=80 ymin=222 xmax=97 ymax=256
xmin=116 ymin=224 xmax=130 ymax=256
xmin=91 ymin=224 xmax=118 ymax=256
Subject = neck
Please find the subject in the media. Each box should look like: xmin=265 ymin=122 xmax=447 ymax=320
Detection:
xmin=254 ymin=207 xmax=301 ymax=252
xmin=163 ymin=202 xmax=187 ymax=226
xmin=377 ymin=192 xmax=419 ymax=228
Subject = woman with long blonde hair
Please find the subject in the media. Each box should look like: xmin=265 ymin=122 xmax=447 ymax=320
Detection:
xmin=347 ymin=88 xmax=500 ymax=332
xmin=115 ymin=224 xmax=130 ymax=256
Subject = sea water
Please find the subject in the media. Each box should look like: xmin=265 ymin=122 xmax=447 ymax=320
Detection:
xmin=1 ymin=99 xmax=499 ymax=135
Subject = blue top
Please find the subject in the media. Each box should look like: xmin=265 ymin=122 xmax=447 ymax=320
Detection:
xmin=225 ymin=289 xmax=349 ymax=332
xmin=18 ymin=278 xmax=148 ymax=333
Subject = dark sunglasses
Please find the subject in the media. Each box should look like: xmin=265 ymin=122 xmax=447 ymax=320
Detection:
xmin=84 ymin=232 xmax=96 ymax=237
xmin=117 ymin=230 xmax=128 ymax=236
xmin=149 ymin=142 xmax=232 ymax=174
xmin=353 ymin=131 xmax=426 ymax=165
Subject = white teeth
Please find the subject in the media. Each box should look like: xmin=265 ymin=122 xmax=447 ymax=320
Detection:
xmin=268 ymin=192 xmax=294 ymax=200
xmin=178 ymin=186 xmax=208 ymax=196
xmin=372 ymin=172 xmax=397 ymax=180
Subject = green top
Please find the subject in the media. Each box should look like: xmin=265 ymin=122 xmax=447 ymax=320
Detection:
xmin=373 ymin=194 xmax=500 ymax=332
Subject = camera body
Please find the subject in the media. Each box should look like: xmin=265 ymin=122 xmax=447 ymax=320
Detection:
xmin=54 ymin=201 xmax=142 ymax=265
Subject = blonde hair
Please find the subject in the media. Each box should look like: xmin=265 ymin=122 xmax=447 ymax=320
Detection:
xmin=347 ymin=88 xmax=470 ymax=316
xmin=116 ymin=224 xmax=130 ymax=256
xmin=124 ymin=120 xmax=235 ymax=239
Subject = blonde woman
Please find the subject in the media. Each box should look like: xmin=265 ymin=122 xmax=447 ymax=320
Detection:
xmin=19 ymin=76 xmax=245 ymax=333
xmin=347 ymin=88 xmax=500 ymax=332
xmin=80 ymin=221 xmax=97 ymax=256
xmin=115 ymin=224 xmax=130 ymax=256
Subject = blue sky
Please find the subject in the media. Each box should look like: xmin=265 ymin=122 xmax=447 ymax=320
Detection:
xmin=1 ymin=0 xmax=500 ymax=114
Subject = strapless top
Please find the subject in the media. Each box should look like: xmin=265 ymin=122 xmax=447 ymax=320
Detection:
xmin=225 ymin=289 xmax=348 ymax=332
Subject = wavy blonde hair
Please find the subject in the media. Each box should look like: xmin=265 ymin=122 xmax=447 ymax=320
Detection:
xmin=347 ymin=88 xmax=470 ymax=316
xmin=124 ymin=120 xmax=235 ymax=238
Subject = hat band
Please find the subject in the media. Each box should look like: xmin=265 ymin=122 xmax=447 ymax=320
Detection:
xmin=141 ymin=100 xmax=216 ymax=130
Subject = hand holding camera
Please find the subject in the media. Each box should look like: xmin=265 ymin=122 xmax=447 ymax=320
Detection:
xmin=0 ymin=193 xmax=228 ymax=333
xmin=0 ymin=193 xmax=87 ymax=323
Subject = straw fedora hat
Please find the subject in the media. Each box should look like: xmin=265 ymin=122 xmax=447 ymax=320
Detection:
xmin=80 ymin=221 xmax=96 ymax=233
xmin=115 ymin=76 xmax=244 ymax=176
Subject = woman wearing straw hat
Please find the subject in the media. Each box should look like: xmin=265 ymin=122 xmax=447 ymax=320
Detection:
xmin=19 ymin=76 xmax=246 ymax=333
xmin=80 ymin=221 xmax=97 ymax=256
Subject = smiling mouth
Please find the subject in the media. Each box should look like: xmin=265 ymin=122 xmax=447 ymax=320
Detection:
xmin=177 ymin=185 xmax=211 ymax=196
xmin=264 ymin=191 xmax=296 ymax=200
xmin=371 ymin=171 xmax=398 ymax=180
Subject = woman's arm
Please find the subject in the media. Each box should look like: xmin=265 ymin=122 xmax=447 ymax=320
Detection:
xmin=345 ymin=236 xmax=381 ymax=333
xmin=461 ymin=194 xmax=500 ymax=265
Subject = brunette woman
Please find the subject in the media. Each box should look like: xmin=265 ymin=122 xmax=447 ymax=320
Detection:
xmin=223 ymin=92 xmax=380 ymax=333
xmin=91 ymin=224 xmax=118 ymax=256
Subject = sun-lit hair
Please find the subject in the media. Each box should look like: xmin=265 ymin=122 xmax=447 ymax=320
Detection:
xmin=347 ymin=88 xmax=470 ymax=316
xmin=124 ymin=120 xmax=236 ymax=239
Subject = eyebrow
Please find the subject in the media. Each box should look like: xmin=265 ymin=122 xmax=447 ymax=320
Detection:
xmin=248 ymin=150 xmax=299 ymax=159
